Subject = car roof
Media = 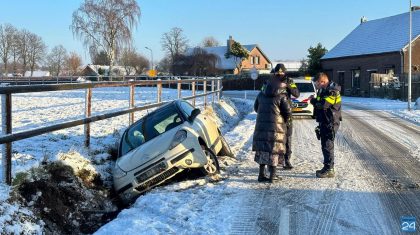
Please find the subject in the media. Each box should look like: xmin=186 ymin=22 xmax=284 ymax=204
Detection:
xmin=129 ymin=100 xmax=180 ymax=127
xmin=293 ymin=77 xmax=314 ymax=83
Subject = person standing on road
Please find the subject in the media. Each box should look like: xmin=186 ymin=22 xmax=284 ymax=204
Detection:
xmin=310 ymin=73 xmax=342 ymax=178
xmin=252 ymin=74 xmax=292 ymax=183
xmin=268 ymin=63 xmax=300 ymax=170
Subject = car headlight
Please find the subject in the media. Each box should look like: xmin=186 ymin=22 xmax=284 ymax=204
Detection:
xmin=113 ymin=164 xmax=127 ymax=179
xmin=169 ymin=130 xmax=187 ymax=150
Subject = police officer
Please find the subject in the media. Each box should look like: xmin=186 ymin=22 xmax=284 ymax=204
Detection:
xmin=268 ymin=64 xmax=300 ymax=170
xmin=310 ymin=73 xmax=342 ymax=178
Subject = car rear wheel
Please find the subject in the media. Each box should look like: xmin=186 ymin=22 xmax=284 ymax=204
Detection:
xmin=200 ymin=146 xmax=220 ymax=176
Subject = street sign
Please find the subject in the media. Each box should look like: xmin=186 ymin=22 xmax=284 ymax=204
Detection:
xmin=148 ymin=69 xmax=157 ymax=77
xmin=250 ymin=68 xmax=258 ymax=80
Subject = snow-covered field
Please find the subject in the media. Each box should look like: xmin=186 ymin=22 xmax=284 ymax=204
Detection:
xmin=0 ymin=88 xmax=419 ymax=234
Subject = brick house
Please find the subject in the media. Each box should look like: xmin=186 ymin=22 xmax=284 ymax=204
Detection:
xmin=186 ymin=36 xmax=272 ymax=75
xmin=321 ymin=11 xmax=420 ymax=97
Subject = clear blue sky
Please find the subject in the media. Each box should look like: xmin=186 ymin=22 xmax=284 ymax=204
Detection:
xmin=0 ymin=0 xmax=413 ymax=64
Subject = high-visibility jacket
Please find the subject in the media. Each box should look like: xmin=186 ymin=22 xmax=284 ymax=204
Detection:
xmin=310 ymin=82 xmax=342 ymax=126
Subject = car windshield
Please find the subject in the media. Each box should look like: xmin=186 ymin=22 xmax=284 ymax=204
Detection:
xmin=296 ymin=82 xmax=315 ymax=93
xmin=119 ymin=104 xmax=183 ymax=157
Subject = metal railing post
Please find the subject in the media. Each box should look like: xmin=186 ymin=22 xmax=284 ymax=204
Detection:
xmin=211 ymin=80 xmax=215 ymax=104
xmin=129 ymin=84 xmax=135 ymax=125
xmin=177 ymin=78 xmax=182 ymax=99
xmin=192 ymin=78 xmax=196 ymax=107
xmin=203 ymin=78 xmax=207 ymax=108
xmin=84 ymin=86 xmax=92 ymax=148
xmin=1 ymin=84 xmax=12 ymax=185
xmin=157 ymin=79 xmax=162 ymax=103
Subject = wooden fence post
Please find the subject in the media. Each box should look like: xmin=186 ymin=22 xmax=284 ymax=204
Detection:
xmin=192 ymin=78 xmax=196 ymax=107
xmin=217 ymin=79 xmax=221 ymax=102
xmin=157 ymin=79 xmax=162 ymax=103
xmin=177 ymin=78 xmax=182 ymax=99
xmin=129 ymin=84 xmax=135 ymax=125
xmin=211 ymin=80 xmax=215 ymax=104
xmin=203 ymin=78 xmax=207 ymax=108
xmin=84 ymin=87 xmax=92 ymax=148
xmin=1 ymin=86 xmax=12 ymax=185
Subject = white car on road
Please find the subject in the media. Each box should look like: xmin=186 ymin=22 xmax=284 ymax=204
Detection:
xmin=291 ymin=77 xmax=317 ymax=116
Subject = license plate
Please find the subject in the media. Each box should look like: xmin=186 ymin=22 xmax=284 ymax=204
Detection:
xmin=292 ymin=108 xmax=302 ymax=112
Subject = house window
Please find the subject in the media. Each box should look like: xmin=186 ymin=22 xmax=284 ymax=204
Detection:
xmin=250 ymin=56 xmax=254 ymax=65
xmin=351 ymin=69 xmax=360 ymax=88
xmin=255 ymin=56 xmax=260 ymax=65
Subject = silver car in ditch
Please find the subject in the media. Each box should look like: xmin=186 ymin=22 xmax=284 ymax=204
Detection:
xmin=113 ymin=100 xmax=232 ymax=203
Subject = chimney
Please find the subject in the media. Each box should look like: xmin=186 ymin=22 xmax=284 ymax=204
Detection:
xmin=227 ymin=35 xmax=233 ymax=52
xmin=360 ymin=16 xmax=368 ymax=24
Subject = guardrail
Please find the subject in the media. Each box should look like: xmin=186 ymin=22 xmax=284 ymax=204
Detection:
xmin=0 ymin=77 xmax=223 ymax=185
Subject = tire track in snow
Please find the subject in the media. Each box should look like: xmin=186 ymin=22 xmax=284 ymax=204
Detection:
xmin=342 ymin=110 xmax=420 ymax=233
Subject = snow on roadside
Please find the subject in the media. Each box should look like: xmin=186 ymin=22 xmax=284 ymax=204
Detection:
xmin=95 ymin=109 xmax=258 ymax=235
xmin=343 ymin=96 xmax=420 ymax=124
xmin=0 ymin=87 xmax=210 ymax=233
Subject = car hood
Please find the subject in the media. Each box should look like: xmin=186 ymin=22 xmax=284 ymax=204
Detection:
xmin=292 ymin=92 xmax=315 ymax=102
xmin=117 ymin=129 xmax=177 ymax=172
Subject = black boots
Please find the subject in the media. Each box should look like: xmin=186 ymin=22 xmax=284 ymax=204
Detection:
xmin=283 ymin=159 xmax=294 ymax=170
xmin=316 ymin=165 xmax=335 ymax=178
xmin=258 ymin=165 xmax=282 ymax=183
xmin=269 ymin=166 xmax=281 ymax=183
xmin=258 ymin=164 xmax=269 ymax=182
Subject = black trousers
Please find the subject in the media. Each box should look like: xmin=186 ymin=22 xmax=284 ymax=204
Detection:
xmin=320 ymin=124 xmax=339 ymax=169
xmin=284 ymin=123 xmax=293 ymax=160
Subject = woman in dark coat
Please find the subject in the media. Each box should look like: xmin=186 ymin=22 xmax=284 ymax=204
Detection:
xmin=252 ymin=77 xmax=292 ymax=183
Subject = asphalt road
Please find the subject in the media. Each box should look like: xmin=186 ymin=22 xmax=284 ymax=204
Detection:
xmin=226 ymin=94 xmax=419 ymax=234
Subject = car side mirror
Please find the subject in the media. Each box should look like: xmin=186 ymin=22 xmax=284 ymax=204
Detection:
xmin=188 ymin=108 xmax=201 ymax=122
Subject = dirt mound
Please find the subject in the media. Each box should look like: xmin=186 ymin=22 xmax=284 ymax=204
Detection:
xmin=16 ymin=162 xmax=118 ymax=234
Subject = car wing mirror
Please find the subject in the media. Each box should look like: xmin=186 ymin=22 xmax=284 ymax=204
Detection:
xmin=188 ymin=108 xmax=201 ymax=122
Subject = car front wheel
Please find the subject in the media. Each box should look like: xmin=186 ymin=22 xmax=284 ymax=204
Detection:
xmin=200 ymin=146 xmax=220 ymax=176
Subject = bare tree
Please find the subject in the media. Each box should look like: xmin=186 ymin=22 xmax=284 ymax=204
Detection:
xmin=92 ymin=50 xmax=110 ymax=65
xmin=27 ymin=34 xmax=46 ymax=76
xmin=67 ymin=52 xmax=82 ymax=75
xmin=161 ymin=27 xmax=189 ymax=66
xmin=172 ymin=47 xmax=219 ymax=76
xmin=156 ymin=56 xmax=171 ymax=75
xmin=119 ymin=47 xmax=150 ymax=75
xmin=201 ymin=36 xmax=220 ymax=47
xmin=71 ymin=0 xmax=141 ymax=76
xmin=119 ymin=47 xmax=137 ymax=75
xmin=10 ymin=27 xmax=20 ymax=74
xmin=47 ymin=45 xmax=68 ymax=76
xmin=0 ymin=24 xmax=17 ymax=75
xmin=17 ymin=29 xmax=32 ymax=74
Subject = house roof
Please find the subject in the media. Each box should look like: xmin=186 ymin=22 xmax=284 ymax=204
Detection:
xmin=322 ymin=11 xmax=420 ymax=60
xmin=186 ymin=44 xmax=271 ymax=70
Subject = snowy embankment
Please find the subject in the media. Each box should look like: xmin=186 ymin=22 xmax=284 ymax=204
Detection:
xmin=0 ymin=87 xmax=237 ymax=234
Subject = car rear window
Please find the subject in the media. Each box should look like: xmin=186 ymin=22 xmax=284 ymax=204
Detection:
xmin=295 ymin=82 xmax=315 ymax=92
xmin=144 ymin=105 xmax=182 ymax=140
xmin=119 ymin=104 xmax=183 ymax=157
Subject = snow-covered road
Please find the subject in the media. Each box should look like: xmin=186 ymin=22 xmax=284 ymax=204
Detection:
xmin=96 ymin=96 xmax=420 ymax=234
